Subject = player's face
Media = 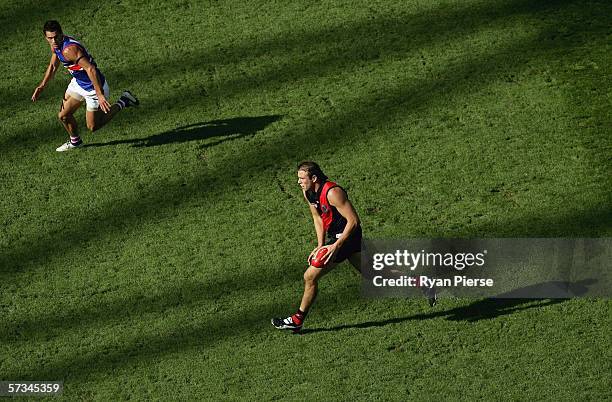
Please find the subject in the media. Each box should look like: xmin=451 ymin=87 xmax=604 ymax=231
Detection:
xmin=297 ymin=170 xmax=315 ymax=191
xmin=44 ymin=31 xmax=63 ymax=50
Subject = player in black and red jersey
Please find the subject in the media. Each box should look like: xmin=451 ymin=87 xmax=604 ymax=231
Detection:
xmin=272 ymin=161 xmax=437 ymax=333
xmin=271 ymin=162 xmax=364 ymax=332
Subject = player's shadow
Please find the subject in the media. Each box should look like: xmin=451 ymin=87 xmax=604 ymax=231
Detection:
xmin=88 ymin=115 xmax=282 ymax=148
xmin=300 ymin=279 xmax=598 ymax=335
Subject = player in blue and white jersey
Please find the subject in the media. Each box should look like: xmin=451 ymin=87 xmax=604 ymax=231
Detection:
xmin=31 ymin=20 xmax=140 ymax=151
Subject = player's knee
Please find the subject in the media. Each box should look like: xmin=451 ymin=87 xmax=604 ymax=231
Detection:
xmin=58 ymin=111 xmax=70 ymax=122
xmin=303 ymin=270 xmax=318 ymax=286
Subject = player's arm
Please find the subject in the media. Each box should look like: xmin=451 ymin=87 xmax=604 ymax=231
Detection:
xmin=323 ymin=187 xmax=360 ymax=262
xmin=303 ymin=191 xmax=325 ymax=248
xmin=32 ymin=53 xmax=59 ymax=101
xmin=310 ymin=204 xmax=326 ymax=248
xmin=303 ymin=192 xmax=325 ymax=265
xmin=63 ymin=46 xmax=111 ymax=113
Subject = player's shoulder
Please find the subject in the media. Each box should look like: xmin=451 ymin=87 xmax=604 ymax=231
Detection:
xmin=62 ymin=37 xmax=83 ymax=51
xmin=326 ymin=180 xmax=345 ymax=193
xmin=61 ymin=42 xmax=84 ymax=60
xmin=326 ymin=185 xmax=348 ymax=203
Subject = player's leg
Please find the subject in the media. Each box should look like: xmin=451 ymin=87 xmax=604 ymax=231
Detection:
xmin=341 ymin=228 xmax=363 ymax=275
xmin=86 ymin=105 xmax=121 ymax=132
xmin=85 ymin=83 xmax=139 ymax=132
xmin=272 ymin=262 xmax=337 ymax=332
xmin=350 ymin=251 xmax=438 ymax=306
xmin=348 ymin=252 xmax=362 ymax=274
xmin=58 ymin=94 xmax=82 ymax=136
xmin=300 ymin=264 xmax=335 ymax=312
xmin=272 ymin=230 xmax=361 ymax=332
xmin=56 ymin=91 xmax=84 ymax=152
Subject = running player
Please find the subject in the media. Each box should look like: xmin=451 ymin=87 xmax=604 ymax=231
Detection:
xmin=31 ymin=20 xmax=139 ymax=151
xmin=272 ymin=162 xmax=364 ymax=332
xmin=272 ymin=162 xmax=437 ymax=333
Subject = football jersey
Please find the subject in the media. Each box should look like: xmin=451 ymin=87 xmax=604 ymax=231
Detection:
xmin=53 ymin=35 xmax=105 ymax=91
xmin=307 ymin=181 xmax=348 ymax=236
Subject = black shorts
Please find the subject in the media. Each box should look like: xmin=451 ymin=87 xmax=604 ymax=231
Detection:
xmin=326 ymin=226 xmax=362 ymax=264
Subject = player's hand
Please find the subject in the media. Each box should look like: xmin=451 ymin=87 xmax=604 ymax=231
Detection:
xmin=31 ymin=86 xmax=44 ymax=102
xmin=98 ymin=95 xmax=111 ymax=113
xmin=323 ymin=243 xmax=338 ymax=264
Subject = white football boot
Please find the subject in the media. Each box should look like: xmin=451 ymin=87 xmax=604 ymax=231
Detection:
xmin=56 ymin=141 xmax=83 ymax=152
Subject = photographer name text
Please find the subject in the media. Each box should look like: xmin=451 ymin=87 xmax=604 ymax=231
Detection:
xmin=373 ymin=275 xmax=494 ymax=288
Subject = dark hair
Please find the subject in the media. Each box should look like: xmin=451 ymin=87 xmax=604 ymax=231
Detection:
xmin=43 ymin=20 xmax=62 ymax=34
xmin=297 ymin=161 xmax=328 ymax=182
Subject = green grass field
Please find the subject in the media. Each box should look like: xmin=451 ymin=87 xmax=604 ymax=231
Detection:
xmin=1 ymin=0 xmax=610 ymax=399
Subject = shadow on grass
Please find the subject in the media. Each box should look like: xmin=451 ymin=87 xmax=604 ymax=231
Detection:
xmin=300 ymin=279 xmax=600 ymax=334
xmin=1 ymin=278 xmax=359 ymax=381
xmin=0 ymin=260 xmax=294 ymax=341
xmin=0 ymin=1 xmax=100 ymax=36
xmin=300 ymin=299 xmax=563 ymax=335
xmin=4 ymin=0 xmax=598 ymax=153
xmin=86 ymin=115 xmax=282 ymax=148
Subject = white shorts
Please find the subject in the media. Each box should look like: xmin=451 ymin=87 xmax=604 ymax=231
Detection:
xmin=66 ymin=78 xmax=110 ymax=112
